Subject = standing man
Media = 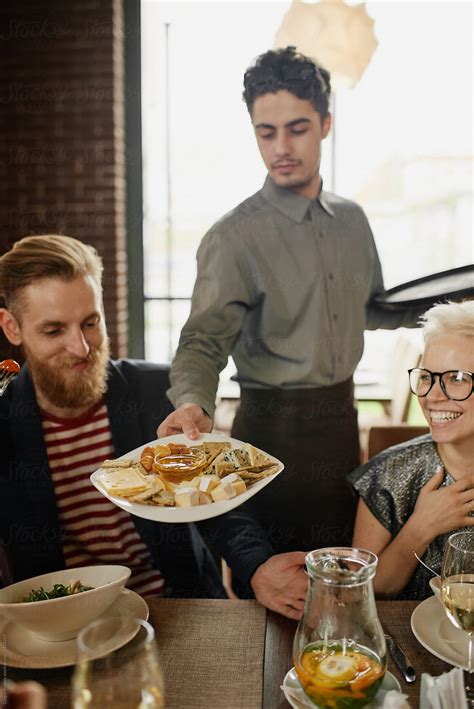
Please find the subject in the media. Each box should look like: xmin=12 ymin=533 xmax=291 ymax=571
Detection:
xmin=158 ymin=47 xmax=420 ymax=552
xmin=0 ymin=234 xmax=307 ymax=619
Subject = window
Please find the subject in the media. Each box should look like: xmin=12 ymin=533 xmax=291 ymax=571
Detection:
xmin=141 ymin=0 xmax=473 ymax=389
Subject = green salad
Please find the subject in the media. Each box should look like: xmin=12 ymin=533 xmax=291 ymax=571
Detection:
xmin=21 ymin=580 xmax=94 ymax=602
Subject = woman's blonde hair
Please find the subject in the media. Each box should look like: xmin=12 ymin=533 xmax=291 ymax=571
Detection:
xmin=420 ymin=300 xmax=474 ymax=343
xmin=0 ymin=234 xmax=103 ymax=316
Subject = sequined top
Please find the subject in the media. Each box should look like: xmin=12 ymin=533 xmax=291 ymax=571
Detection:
xmin=348 ymin=434 xmax=471 ymax=600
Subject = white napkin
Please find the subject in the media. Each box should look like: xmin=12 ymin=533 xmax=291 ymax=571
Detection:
xmin=419 ymin=668 xmax=468 ymax=709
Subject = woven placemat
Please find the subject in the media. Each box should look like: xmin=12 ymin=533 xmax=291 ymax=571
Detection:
xmin=150 ymin=598 xmax=266 ymax=709
xmin=379 ymin=601 xmax=451 ymax=707
xmin=381 ymin=601 xmax=450 ymax=675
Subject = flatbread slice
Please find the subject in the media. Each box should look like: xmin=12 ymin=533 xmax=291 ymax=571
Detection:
xmin=235 ymin=463 xmax=275 ymax=473
xmin=129 ymin=478 xmax=165 ymax=502
xmin=101 ymin=458 xmax=138 ymax=469
xmin=244 ymin=443 xmax=272 ymax=467
xmin=199 ymin=441 xmax=231 ymax=467
xmin=151 ymin=491 xmax=175 ymax=506
xmin=238 ymin=464 xmax=280 ymax=482
xmin=202 ymin=451 xmax=234 ymax=477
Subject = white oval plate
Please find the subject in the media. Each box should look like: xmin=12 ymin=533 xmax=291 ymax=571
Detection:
xmin=0 ymin=589 xmax=148 ymax=669
xmin=90 ymin=432 xmax=284 ymax=523
xmin=281 ymin=668 xmax=401 ymax=708
xmin=411 ymin=595 xmax=469 ymax=670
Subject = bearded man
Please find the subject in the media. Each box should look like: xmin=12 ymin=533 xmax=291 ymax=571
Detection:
xmin=0 ymin=234 xmax=307 ymax=619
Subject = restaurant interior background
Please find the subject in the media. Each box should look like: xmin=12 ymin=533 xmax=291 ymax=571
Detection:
xmin=0 ymin=0 xmax=472 ymax=428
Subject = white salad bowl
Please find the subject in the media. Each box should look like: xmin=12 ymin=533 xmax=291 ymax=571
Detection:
xmin=0 ymin=565 xmax=130 ymax=641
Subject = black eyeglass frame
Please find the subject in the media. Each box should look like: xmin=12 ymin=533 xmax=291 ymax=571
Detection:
xmin=408 ymin=367 xmax=474 ymax=401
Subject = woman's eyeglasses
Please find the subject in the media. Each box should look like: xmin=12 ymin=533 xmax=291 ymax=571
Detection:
xmin=408 ymin=367 xmax=474 ymax=401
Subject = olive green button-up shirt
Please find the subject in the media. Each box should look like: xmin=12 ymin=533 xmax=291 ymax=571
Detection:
xmin=168 ymin=177 xmax=418 ymax=417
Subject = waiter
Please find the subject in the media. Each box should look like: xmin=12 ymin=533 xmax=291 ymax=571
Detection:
xmin=158 ymin=47 xmax=420 ymax=552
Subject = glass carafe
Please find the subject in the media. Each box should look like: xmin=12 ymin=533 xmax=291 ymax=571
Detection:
xmin=293 ymin=547 xmax=386 ymax=709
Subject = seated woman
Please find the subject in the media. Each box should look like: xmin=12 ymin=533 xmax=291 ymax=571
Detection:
xmin=349 ymin=300 xmax=474 ymax=599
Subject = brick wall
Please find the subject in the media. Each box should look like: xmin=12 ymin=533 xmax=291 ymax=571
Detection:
xmin=0 ymin=0 xmax=128 ymax=358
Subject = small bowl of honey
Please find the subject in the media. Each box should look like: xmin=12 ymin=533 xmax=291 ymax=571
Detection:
xmin=152 ymin=446 xmax=207 ymax=483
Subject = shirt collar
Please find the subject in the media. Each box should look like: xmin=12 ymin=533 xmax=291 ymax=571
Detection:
xmin=318 ymin=184 xmax=335 ymax=217
xmin=261 ymin=175 xmax=334 ymax=222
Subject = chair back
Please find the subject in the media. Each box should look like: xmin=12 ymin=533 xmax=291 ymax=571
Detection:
xmin=368 ymin=424 xmax=429 ymax=459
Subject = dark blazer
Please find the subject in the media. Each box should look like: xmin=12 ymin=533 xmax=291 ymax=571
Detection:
xmin=0 ymin=359 xmax=272 ymax=596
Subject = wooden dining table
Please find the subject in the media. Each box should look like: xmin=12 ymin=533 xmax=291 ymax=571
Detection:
xmin=5 ymin=598 xmax=451 ymax=708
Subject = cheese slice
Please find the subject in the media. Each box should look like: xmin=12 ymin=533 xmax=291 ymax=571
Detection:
xmin=175 ymin=487 xmax=200 ymax=507
xmin=231 ymin=480 xmax=247 ymax=496
xmin=198 ymin=491 xmax=213 ymax=505
xmin=211 ymin=482 xmax=236 ymax=502
xmin=178 ymin=477 xmax=201 ymax=489
xmin=222 ymin=448 xmax=251 ymax=469
xmin=99 ymin=467 xmax=147 ymax=496
xmin=220 ymin=473 xmax=242 ymax=486
xmin=198 ymin=475 xmax=220 ymax=493
xmin=130 ymin=478 xmax=165 ymax=502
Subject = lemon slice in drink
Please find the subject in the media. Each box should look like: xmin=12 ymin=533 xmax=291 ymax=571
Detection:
xmin=300 ymin=649 xmax=325 ymax=676
xmin=317 ymin=653 xmax=358 ymax=682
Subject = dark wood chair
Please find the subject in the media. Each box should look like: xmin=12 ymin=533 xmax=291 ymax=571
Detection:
xmin=367 ymin=424 xmax=430 ymax=459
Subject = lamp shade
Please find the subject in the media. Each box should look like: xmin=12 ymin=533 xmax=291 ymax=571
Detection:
xmin=274 ymin=0 xmax=378 ymax=88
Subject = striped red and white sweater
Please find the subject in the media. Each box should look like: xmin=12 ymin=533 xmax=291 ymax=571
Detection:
xmin=41 ymin=401 xmax=164 ymax=597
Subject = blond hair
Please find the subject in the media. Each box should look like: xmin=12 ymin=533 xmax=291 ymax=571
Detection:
xmin=0 ymin=234 xmax=103 ymax=315
xmin=420 ymin=300 xmax=474 ymax=343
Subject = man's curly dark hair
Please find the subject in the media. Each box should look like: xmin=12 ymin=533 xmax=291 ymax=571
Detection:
xmin=243 ymin=46 xmax=331 ymax=119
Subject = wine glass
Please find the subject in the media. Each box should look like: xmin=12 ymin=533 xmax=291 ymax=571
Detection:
xmin=441 ymin=530 xmax=474 ymax=706
xmin=72 ymin=617 xmax=165 ymax=708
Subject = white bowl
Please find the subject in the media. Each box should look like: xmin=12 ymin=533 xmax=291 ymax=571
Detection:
xmin=429 ymin=576 xmax=441 ymax=602
xmin=0 ymin=565 xmax=131 ymax=641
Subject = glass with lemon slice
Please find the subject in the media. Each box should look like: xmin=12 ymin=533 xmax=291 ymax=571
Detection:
xmin=293 ymin=548 xmax=386 ymax=708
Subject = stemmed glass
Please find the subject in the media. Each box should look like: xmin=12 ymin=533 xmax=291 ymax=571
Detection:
xmin=441 ymin=530 xmax=474 ymax=706
xmin=72 ymin=617 xmax=165 ymax=708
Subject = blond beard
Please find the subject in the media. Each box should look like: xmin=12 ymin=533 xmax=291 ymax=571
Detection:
xmin=25 ymin=339 xmax=110 ymax=411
